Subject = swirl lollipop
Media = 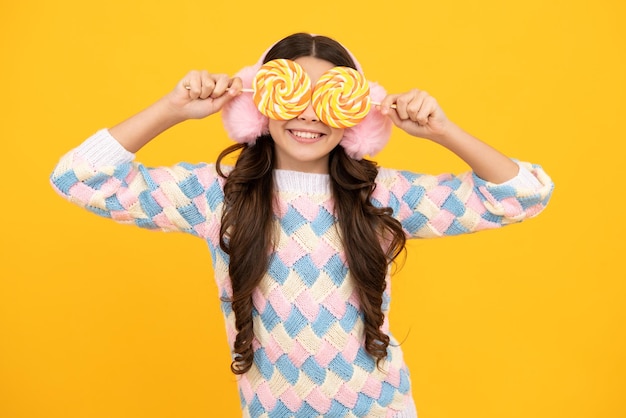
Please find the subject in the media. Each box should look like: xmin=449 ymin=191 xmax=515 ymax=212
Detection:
xmin=311 ymin=67 xmax=371 ymax=129
xmin=252 ymin=59 xmax=312 ymax=120
xmin=185 ymin=59 xmax=388 ymax=126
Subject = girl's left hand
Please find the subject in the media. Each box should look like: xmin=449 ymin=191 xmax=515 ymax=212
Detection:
xmin=379 ymin=89 xmax=451 ymax=142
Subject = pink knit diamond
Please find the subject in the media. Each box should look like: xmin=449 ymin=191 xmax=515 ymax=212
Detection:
xmin=279 ymin=387 xmax=303 ymax=412
xmin=256 ymin=381 xmax=277 ymax=411
xmin=305 ymin=387 xmax=331 ymax=414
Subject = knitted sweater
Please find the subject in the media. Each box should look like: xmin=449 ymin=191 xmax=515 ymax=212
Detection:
xmin=50 ymin=130 xmax=554 ymax=417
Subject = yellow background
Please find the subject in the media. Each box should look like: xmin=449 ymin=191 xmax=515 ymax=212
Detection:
xmin=1 ymin=0 xmax=624 ymax=417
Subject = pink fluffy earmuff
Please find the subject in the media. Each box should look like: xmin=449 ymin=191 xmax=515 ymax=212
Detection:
xmin=220 ymin=40 xmax=392 ymax=160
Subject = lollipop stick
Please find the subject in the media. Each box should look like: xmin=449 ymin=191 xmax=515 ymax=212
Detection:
xmin=371 ymin=101 xmax=397 ymax=109
xmin=184 ymin=85 xmax=254 ymax=93
xmin=183 ymin=86 xmax=397 ymax=108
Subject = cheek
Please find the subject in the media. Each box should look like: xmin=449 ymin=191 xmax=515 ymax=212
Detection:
xmin=268 ymin=119 xmax=292 ymax=142
xmin=330 ymin=128 xmax=345 ymax=144
xmin=268 ymin=119 xmax=283 ymax=136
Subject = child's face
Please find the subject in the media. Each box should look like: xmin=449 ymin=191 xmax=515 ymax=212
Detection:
xmin=268 ymin=56 xmax=345 ymax=174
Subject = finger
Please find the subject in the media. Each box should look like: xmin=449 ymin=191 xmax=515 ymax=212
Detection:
xmin=211 ymin=74 xmax=231 ymax=98
xmin=415 ymin=95 xmax=436 ymax=126
xmin=405 ymin=100 xmax=423 ymax=122
xmin=405 ymin=91 xmax=429 ymax=124
xmin=228 ymin=76 xmax=243 ymax=96
xmin=394 ymin=91 xmax=417 ymax=120
xmin=210 ymin=86 xmax=239 ymax=110
xmin=384 ymin=105 xmax=403 ymax=126
xmin=180 ymin=72 xmax=193 ymax=91
xmin=185 ymin=71 xmax=203 ymax=99
xmin=197 ymin=71 xmax=216 ymax=99
xmin=379 ymin=93 xmax=400 ymax=115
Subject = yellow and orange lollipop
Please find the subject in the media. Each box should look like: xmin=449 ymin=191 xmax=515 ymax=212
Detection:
xmin=311 ymin=67 xmax=371 ymax=128
xmin=189 ymin=59 xmax=379 ymax=127
xmin=252 ymin=59 xmax=312 ymax=121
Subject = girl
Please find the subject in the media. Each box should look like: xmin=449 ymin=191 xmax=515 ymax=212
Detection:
xmin=50 ymin=33 xmax=553 ymax=417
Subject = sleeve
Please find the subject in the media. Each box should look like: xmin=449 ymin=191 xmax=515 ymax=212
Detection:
xmin=372 ymin=162 xmax=554 ymax=239
xmin=49 ymin=129 xmax=225 ymax=238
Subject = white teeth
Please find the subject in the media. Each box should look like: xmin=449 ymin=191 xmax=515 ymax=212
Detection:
xmin=291 ymin=130 xmax=321 ymax=139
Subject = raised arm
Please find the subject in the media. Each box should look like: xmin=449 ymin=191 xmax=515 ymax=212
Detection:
xmin=50 ymin=71 xmax=243 ymax=236
xmin=376 ymin=89 xmax=553 ymax=239
xmin=110 ymin=71 xmax=243 ymax=152
xmin=380 ymin=89 xmax=520 ymax=183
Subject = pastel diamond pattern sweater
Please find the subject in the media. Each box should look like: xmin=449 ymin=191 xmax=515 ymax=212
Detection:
xmin=50 ymin=130 xmax=554 ymax=417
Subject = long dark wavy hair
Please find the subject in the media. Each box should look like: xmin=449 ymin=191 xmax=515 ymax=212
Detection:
xmin=216 ymin=33 xmax=406 ymax=375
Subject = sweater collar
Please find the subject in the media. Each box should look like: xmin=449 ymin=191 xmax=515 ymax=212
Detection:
xmin=273 ymin=169 xmax=331 ymax=194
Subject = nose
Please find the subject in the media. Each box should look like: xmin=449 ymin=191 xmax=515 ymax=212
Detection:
xmin=297 ymin=102 xmax=319 ymax=122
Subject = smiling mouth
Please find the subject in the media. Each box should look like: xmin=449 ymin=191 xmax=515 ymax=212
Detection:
xmin=289 ymin=130 xmax=324 ymax=143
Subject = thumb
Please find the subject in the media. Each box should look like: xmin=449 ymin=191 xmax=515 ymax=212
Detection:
xmin=209 ymin=89 xmax=239 ymax=113
xmin=381 ymin=105 xmax=403 ymax=127
xmin=211 ymin=76 xmax=242 ymax=111
xmin=381 ymin=105 xmax=429 ymax=138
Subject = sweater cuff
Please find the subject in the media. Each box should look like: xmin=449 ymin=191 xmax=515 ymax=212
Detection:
xmin=75 ymin=129 xmax=135 ymax=168
xmin=494 ymin=162 xmax=542 ymax=189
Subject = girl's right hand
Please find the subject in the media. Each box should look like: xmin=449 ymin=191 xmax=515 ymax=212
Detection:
xmin=165 ymin=70 xmax=243 ymax=121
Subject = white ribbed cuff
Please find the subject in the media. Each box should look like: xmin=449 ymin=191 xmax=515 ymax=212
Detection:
xmin=75 ymin=129 xmax=135 ymax=168
xmin=496 ymin=162 xmax=542 ymax=189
